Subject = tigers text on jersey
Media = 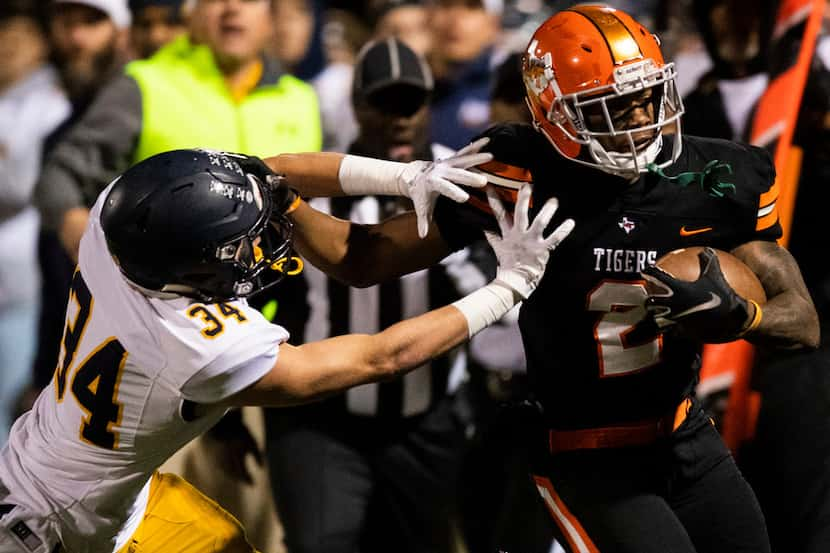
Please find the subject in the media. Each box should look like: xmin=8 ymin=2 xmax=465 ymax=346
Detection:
xmin=0 ymin=186 xmax=288 ymax=553
xmin=434 ymin=123 xmax=781 ymax=429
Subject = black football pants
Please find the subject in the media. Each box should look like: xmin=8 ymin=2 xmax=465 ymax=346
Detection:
xmin=532 ymin=403 xmax=771 ymax=553
xmin=263 ymin=397 xmax=465 ymax=553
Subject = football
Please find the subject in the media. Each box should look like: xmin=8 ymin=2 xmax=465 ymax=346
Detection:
xmin=455 ymin=183 xmax=515 ymax=233
xmin=650 ymin=247 xmax=767 ymax=304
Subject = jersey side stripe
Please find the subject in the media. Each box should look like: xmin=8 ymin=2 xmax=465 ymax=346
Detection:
xmin=533 ymin=475 xmax=601 ymax=553
xmin=756 ymin=203 xmax=779 ymax=230
xmin=758 ymin=202 xmax=776 ymax=218
xmin=758 ymin=181 xmax=779 ymax=209
xmin=756 ymin=181 xmax=780 ymax=231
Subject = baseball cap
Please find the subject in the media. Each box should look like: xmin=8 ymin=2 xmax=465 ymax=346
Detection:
xmin=352 ymin=37 xmax=434 ymax=117
xmin=427 ymin=0 xmax=503 ymax=16
xmin=128 ymin=0 xmax=183 ymax=14
xmin=53 ymin=0 xmax=131 ymax=28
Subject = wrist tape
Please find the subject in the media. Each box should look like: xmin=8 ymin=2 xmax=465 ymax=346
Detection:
xmin=452 ymin=280 xmax=521 ymax=338
xmin=338 ymin=155 xmax=407 ymax=196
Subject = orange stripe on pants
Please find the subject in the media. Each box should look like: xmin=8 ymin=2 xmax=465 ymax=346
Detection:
xmin=533 ymin=475 xmax=600 ymax=553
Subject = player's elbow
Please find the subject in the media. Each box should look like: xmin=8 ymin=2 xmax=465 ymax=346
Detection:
xmin=365 ymin=350 xmax=407 ymax=380
xmin=794 ymin=294 xmax=821 ymax=349
xmin=803 ymin=310 xmax=821 ymax=349
xmin=366 ymin=335 xmax=421 ymax=380
xmin=770 ymin=296 xmax=821 ymax=350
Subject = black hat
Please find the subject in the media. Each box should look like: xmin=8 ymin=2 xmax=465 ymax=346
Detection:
xmin=0 ymin=0 xmax=47 ymax=25
xmin=128 ymin=0 xmax=183 ymax=15
xmin=352 ymin=37 xmax=434 ymax=116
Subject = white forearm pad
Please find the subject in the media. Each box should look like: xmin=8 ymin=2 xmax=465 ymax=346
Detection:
xmin=338 ymin=155 xmax=407 ymax=196
xmin=452 ymin=280 xmax=520 ymax=338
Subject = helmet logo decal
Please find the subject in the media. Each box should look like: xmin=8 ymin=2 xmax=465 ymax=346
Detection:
xmin=568 ymin=6 xmax=643 ymax=64
xmin=209 ymin=179 xmax=255 ymax=203
xmin=196 ymin=148 xmax=246 ymax=176
xmin=524 ymin=40 xmax=553 ymax=96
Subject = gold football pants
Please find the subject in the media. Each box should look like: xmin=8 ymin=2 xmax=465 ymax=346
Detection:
xmin=117 ymin=473 xmax=260 ymax=553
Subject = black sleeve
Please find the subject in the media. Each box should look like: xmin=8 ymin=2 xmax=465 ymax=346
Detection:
xmin=433 ymin=123 xmax=538 ymax=251
xmin=732 ymin=143 xmax=783 ymax=244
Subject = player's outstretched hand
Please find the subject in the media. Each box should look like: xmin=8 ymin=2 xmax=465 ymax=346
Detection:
xmin=641 ymin=247 xmax=754 ymax=341
xmin=399 ymin=137 xmax=493 ymax=238
xmin=485 ymin=183 xmax=575 ymax=299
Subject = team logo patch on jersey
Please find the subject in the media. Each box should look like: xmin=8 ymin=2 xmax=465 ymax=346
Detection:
xmin=618 ymin=216 xmax=636 ymax=234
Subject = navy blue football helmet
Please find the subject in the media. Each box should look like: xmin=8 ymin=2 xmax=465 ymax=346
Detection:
xmin=101 ymin=149 xmax=296 ymax=302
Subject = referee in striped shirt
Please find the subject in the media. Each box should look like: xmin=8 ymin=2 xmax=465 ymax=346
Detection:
xmin=262 ymin=37 xmax=483 ymax=553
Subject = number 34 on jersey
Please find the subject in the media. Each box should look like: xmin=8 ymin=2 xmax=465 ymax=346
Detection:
xmin=54 ymin=270 xmax=249 ymax=450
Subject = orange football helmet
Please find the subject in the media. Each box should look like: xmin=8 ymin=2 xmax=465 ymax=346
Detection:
xmin=522 ymin=5 xmax=684 ymax=177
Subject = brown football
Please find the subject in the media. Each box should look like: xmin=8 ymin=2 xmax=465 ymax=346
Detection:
xmin=650 ymin=247 xmax=767 ymax=305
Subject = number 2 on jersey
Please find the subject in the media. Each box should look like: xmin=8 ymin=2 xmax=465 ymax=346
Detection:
xmin=588 ymin=280 xmax=662 ymax=377
xmin=56 ymin=271 xmax=126 ymax=449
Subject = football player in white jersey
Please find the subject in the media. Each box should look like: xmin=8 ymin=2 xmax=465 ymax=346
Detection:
xmin=0 ymin=147 xmax=573 ymax=553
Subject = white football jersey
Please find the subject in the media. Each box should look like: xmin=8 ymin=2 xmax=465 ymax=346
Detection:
xmin=0 ymin=186 xmax=288 ymax=553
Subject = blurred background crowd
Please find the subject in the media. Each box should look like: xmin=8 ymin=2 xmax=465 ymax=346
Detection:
xmin=2 ymin=0 xmax=830 ymax=552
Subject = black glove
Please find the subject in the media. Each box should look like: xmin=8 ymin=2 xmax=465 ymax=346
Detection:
xmin=235 ymin=154 xmax=298 ymax=216
xmin=233 ymin=153 xmax=269 ymax=178
xmin=641 ymin=247 xmax=753 ymax=343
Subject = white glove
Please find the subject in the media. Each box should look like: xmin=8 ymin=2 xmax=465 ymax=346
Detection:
xmin=485 ymin=184 xmax=575 ymax=299
xmin=398 ymin=138 xmax=493 ymax=238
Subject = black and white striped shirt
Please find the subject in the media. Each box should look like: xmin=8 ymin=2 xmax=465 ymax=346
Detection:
xmin=303 ymin=194 xmax=481 ymax=418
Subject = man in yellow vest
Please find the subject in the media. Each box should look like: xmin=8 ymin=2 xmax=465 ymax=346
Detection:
xmin=34 ymin=0 xmax=321 ymax=262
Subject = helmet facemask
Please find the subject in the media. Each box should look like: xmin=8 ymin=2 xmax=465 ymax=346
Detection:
xmin=208 ymin=174 xmax=298 ymax=301
xmin=524 ymin=42 xmax=685 ymax=179
xmin=155 ymin=174 xmax=299 ymax=303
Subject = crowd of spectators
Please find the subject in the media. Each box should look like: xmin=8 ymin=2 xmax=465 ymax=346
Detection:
xmin=3 ymin=0 xmax=830 ymax=552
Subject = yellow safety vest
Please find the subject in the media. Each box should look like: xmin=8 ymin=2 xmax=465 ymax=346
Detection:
xmin=126 ymin=35 xmax=321 ymax=163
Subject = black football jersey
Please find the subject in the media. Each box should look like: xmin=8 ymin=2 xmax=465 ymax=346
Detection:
xmin=434 ymin=123 xmax=782 ymax=429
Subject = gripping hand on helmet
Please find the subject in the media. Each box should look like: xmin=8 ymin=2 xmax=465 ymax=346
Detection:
xmin=399 ymin=138 xmax=493 ymax=238
xmin=484 ymin=184 xmax=575 ymax=299
xmin=232 ymin=154 xmax=299 ymax=216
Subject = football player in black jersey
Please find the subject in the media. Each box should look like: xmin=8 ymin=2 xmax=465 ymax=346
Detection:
xmin=239 ymin=6 xmax=819 ymax=552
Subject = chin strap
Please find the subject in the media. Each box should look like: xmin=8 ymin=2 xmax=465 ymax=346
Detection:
xmin=587 ymin=135 xmax=663 ymax=179
xmin=646 ymin=159 xmax=736 ymax=198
